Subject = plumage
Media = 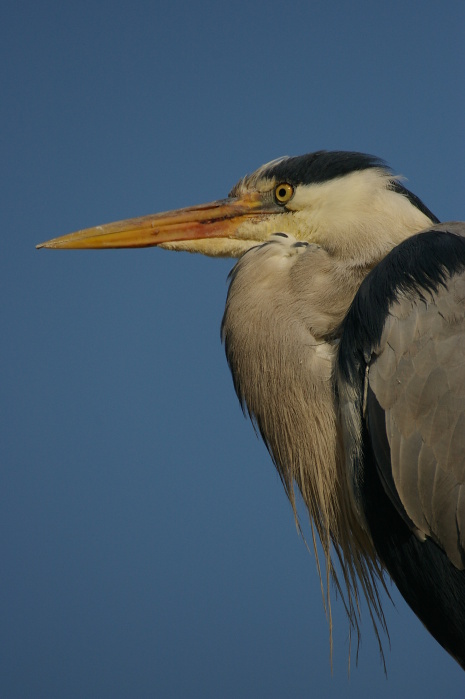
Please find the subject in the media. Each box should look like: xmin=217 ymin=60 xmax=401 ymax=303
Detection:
xmin=339 ymin=225 xmax=465 ymax=666
xmin=222 ymin=233 xmax=385 ymax=656
xmin=37 ymin=151 xmax=465 ymax=670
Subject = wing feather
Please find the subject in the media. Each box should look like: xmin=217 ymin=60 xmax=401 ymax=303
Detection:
xmin=368 ymin=272 xmax=465 ymax=568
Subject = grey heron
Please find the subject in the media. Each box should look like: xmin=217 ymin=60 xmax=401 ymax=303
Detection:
xmin=38 ymin=151 xmax=465 ymax=669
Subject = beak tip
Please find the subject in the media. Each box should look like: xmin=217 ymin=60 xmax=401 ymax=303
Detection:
xmin=36 ymin=240 xmax=58 ymax=249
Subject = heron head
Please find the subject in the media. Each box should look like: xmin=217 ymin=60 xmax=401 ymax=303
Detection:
xmin=37 ymin=151 xmax=437 ymax=262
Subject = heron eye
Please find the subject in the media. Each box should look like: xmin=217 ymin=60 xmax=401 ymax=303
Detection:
xmin=274 ymin=183 xmax=294 ymax=205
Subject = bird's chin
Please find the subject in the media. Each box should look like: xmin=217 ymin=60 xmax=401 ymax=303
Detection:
xmin=157 ymin=238 xmax=261 ymax=258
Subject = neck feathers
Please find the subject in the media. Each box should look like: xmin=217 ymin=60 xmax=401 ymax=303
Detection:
xmin=222 ymin=235 xmax=386 ymax=656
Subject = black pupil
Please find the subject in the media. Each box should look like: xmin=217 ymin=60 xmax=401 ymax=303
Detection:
xmin=278 ymin=187 xmax=287 ymax=199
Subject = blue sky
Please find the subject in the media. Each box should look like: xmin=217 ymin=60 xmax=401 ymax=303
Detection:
xmin=2 ymin=1 xmax=465 ymax=696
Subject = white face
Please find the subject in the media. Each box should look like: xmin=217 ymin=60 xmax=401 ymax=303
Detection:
xmin=234 ymin=166 xmax=435 ymax=262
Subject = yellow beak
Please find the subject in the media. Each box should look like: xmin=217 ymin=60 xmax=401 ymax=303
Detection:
xmin=36 ymin=192 xmax=277 ymax=250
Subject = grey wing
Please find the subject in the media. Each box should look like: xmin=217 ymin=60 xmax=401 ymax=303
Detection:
xmin=368 ymin=270 xmax=465 ymax=568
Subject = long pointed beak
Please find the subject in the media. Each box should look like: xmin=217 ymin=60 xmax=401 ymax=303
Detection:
xmin=36 ymin=192 xmax=277 ymax=250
